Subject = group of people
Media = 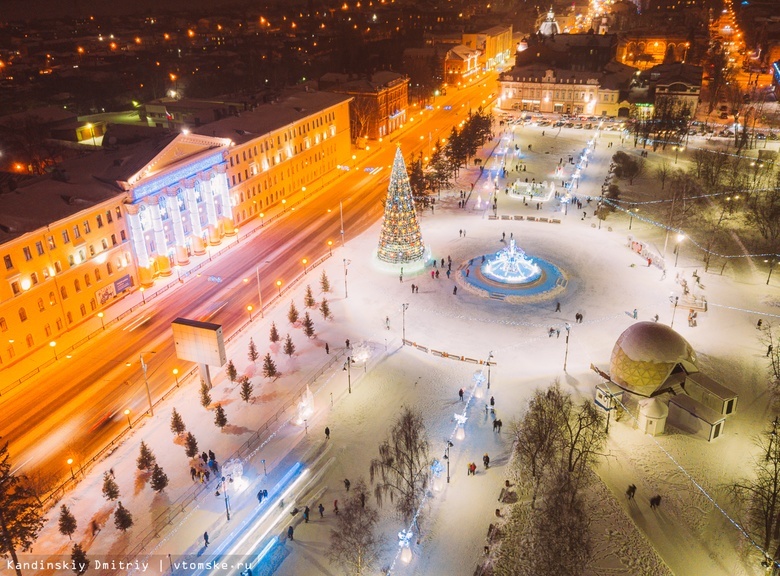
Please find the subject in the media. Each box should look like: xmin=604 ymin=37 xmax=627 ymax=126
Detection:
xmin=190 ymin=450 xmax=219 ymax=483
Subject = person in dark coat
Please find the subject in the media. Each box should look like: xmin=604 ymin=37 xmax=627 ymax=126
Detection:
xmin=325 ymin=427 xmax=330 ymax=440
xmin=287 ymin=525 xmax=294 ymax=540
xmin=204 ymin=531 xmax=209 ymax=547
xmin=318 ymin=503 xmax=325 ymax=517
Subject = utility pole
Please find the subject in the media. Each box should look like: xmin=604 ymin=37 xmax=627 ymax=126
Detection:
xmin=140 ymin=351 xmax=156 ymax=416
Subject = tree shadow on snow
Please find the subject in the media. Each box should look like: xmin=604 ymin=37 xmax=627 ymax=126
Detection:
xmin=133 ymin=471 xmax=150 ymax=495
xmin=221 ymin=424 xmax=251 ymax=435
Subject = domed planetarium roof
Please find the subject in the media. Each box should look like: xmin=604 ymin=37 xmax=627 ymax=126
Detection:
xmin=609 ymin=322 xmax=697 ymax=397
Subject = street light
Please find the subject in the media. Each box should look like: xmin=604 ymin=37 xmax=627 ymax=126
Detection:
xmin=444 ymin=440 xmax=454 ymax=483
xmin=67 ymin=458 xmax=75 ymax=480
xmin=487 ymin=352 xmax=494 ymax=389
xmin=276 ymin=280 xmax=282 ymax=296
xmin=50 ymin=340 xmax=57 ymax=360
xmin=217 ymin=476 xmax=231 ymax=521
xmin=97 ymin=311 xmax=105 ymax=330
xmin=139 ymin=351 xmax=156 ymax=416
xmin=766 ymin=257 xmax=778 ymax=286
xmin=125 ymin=409 xmax=132 ymax=428
xmin=247 ymin=305 xmax=253 ymax=321
xmin=85 ymin=123 xmax=97 ymax=146
xmin=260 ymin=212 xmax=265 ymax=226
xmin=343 ymin=355 xmax=352 ymax=393
xmin=669 ymin=295 xmax=680 ymax=329
xmin=302 ymin=258 xmax=308 ymax=274
xmin=563 ymin=323 xmax=571 ymax=372
xmin=173 ymin=368 xmax=179 ymax=387
xmin=281 ymin=198 xmax=287 ymax=212
xmin=673 ymin=145 xmax=685 ymax=164
xmin=402 ymin=303 xmax=409 ymax=342
xmin=674 ymin=233 xmax=685 ymax=267
xmin=629 ymin=207 xmax=638 ymax=230
xmin=327 ymin=240 xmax=333 ymax=256
xmin=140 ymin=286 xmax=145 ymax=304
xmin=255 ymin=265 xmax=264 ymax=318
xmin=261 ymin=459 xmax=267 ymax=475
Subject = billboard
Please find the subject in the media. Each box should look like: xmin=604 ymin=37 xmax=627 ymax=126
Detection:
xmin=171 ymin=318 xmax=227 ymax=367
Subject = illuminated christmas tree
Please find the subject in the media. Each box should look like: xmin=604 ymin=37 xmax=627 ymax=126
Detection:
xmin=377 ymin=146 xmax=426 ymax=264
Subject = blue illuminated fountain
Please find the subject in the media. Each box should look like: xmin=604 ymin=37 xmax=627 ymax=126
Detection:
xmin=482 ymin=240 xmax=542 ymax=284
xmin=461 ymin=237 xmax=565 ymax=300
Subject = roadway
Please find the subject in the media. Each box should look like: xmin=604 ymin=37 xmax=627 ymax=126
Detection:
xmin=1 ymin=74 xmax=498 ymax=484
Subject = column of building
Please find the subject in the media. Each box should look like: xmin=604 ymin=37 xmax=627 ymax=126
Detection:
xmin=184 ymin=177 xmax=207 ymax=256
xmin=147 ymin=196 xmax=172 ymax=277
xmin=199 ymin=170 xmax=221 ymax=245
xmin=166 ymin=188 xmax=190 ymax=265
xmin=125 ymin=204 xmax=154 ymax=287
xmin=214 ymin=164 xmax=235 ymax=236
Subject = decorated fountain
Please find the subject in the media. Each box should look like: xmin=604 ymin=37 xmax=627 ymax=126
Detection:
xmin=459 ymin=237 xmax=565 ymax=302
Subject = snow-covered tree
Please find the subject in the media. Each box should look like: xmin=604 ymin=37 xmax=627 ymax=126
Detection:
xmin=269 ymin=322 xmax=280 ymax=343
xmin=304 ymin=285 xmax=316 ymax=308
xmin=328 ymin=479 xmax=380 ymax=575
xmin=288 ymin=302 xmax=300 ymax=324
xmin=320 ymin=298 xmax=332 ymax=320
xmin=150 ymin=464 xmax=169 ymax=493
xmin=170 ymin=408 xmax=186 ymax=435
xmin=262 ymin=354 xmax=278 ymax=379
xmin=136 ymin=441 xmax=156 ymax=471
xmin=225 ymin=360 xmax=238 ymax=384
xmin=0 ymin=440 xmax=45 ymax=573
xmin=184 ymin=432 xmax=199 ymax=458
xmin=214 ymin=404 xmax=228 ymax=429
xmin=302 ymin=312 xmax=315 ymax=338
xmin=114 ymin=501 xmax=133 ymax=531
xmin=283 ymin=334 xmax=296 ymax=357
xmin=102 ymin=472 xmax=119 ymax=501
xmin=320 ymin=271 xmax=331 ymax=293
xmin=58 ymin=505 xmax=77 ymax=540
xmin=240 ymin=377 xmax=253 ymax=403
xmin=200 ymin=379 xmax=212 ymax=408
xmin=370 ymin=407 xmax=430 ymax=524
xmin=248 ymin=338 xmax=260 ymax=364
xmin=71 ymin=542 xmax=89 ymax=575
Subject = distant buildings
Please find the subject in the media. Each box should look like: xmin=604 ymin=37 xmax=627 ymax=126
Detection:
xmin=444 ymin=25 xmax=513 ymax=88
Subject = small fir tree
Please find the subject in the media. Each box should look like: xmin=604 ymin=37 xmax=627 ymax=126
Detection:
xmin=304 ymin=285 xmax=316 ymax=308
xmin=262 ymin=353 xmax=278 ymax=378
xmin=214 ymin=404 xmax=228 ymax=429
xmin=200 ymin=379 xmax=212 ymax=407
xmin=150 ymin=464 xmax=169 ymax=493
xmin=114 ymin=501 xmax=133 ymax=532
xmin=71 ymin=543 xmax=89 ymax=575
xmin=170 ymin=408 xmax=186 ymax=435
xmin=320 ymin=270 xmax=331 ymax=293
xmin=136 ymin=441 xmax=156 ymax=471
xmin=226 ymin=360 xmax=238 ymax=384
xmin=302 ymin=312 xmax=315 ymax=338
xmin=184 ymin=432 xmax=199 ymax=458
xmin=248 ymin=338 xmax=260 ymax=364
xmin=288 ymin=302 xmax=300 ymax=324
xmin=58 ymin=505 xmax=77 ymax=540
xmin=240 ymin=377 xmax=253 ymax=403
xmin=269 ymin=322 xmax=280 ymax=343
xmin=102 ymin=472 xmax=119 ymax=501
xmin=284 ymin=334 xmax=296 ymax=357
xmin=320 ymin=298 xmax=332 ymax=320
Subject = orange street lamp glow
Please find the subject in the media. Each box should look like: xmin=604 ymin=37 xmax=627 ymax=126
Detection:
xmin=276 ymin=280 xmax=283 ymax=296
xmin=247 ymin=304 xmax=253 ymax=320
xmin=125 ymin=409 xmax=132 ymax=427
xmin=328 ymin=240 xmax=333 ymax=255
xmin=172 ymin=368 xmax=179 ymax=386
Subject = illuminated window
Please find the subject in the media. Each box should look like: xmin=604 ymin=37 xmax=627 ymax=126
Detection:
xmin=37 ymin=299 xmax=45 ymax=312
xmin=36 ymin=241 xmax=44 ymax=255
xmin=19 ymin=308 xmax=27 ymax=322
xmin=23 ymin=247 xmax=32 ymax=261
xmin=3 ymin=255 xmax=12 ymax=270
xmin=49 ymin=291 xmax=56 ymax=305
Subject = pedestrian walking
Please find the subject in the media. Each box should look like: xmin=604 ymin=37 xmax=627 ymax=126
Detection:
xmin=483 ymin=453 xmax=490 ymax=468
xmin=318 ymin=503 xmax=325 ymax=517
xmin=459 ymin=229 xmax=463 ymax=237
xmin=463 ymin=230 xmax=466 ymax=237
xmin=399 ymin=273 xmax=403 ymax=283
xmin=555 ymin=301 xmax=561 ymax=312
xmin=334 ymin=499 xmax=339 ymax=515
xmin=502 ymin=232 xmax=506 ymax=241
xmin=325 ymin=343 xmax=329 ymax=354
xmin=453 ymin=286 xmax=457 ymax=295
xmin=201 ymin=452 xmax=209 ymax=465
xmin=257 ymin=490 xmax=264 ymax=504
xmin=758 ymin=319 xmax=763 ymax=329
xmin=208 ymin=450 xmax=216 ymax=462
xmin=490 ymin=396 xmax=495 ymax=407
xmin=633 ymin=308 xmax=638 ymax=319
xmin=346 ymin=338 xmax=350 ymax=348
xmin=431 ymin=270 xmax=435 ymax=279
xmin=496 ymin=419 xmax=503 ymax=432
xmin=204 ymin=469 xmax=210 ymax=482
xmin=204 ymin=531 xmax=209 ymax=547
xmin=446 ymin=269 xmax=451 ymax=278
xmin=344 ymin=478 xmax=351 ymax=491
xmin=385 ymin=316 xmax=390 ymax=330
xmin=650 ymin=495 xmax=662 ymax=509
xmin=626 ymin=484 xmax=636 ymax=499
xmin=287 ymin=525 xmax=294 ymax=540
xmin=325 ymin=426 xmax=330 ymax=440
xmin=768 ymin=344 xmax=774 ymax=357
xmin=556 ymin=328 xmax=560 ymax=338
xmin=459 ymin=388 xmax=464 ymax=401
xmin=411 ymin=284 xmax=415 ymax=293
xmin=304 ymin=506 xmax=310 ymax=523
xmin=190 ymin=467 xmax=197 ymax=481
xmin=435 ymin=270 xmax=440 ymax=279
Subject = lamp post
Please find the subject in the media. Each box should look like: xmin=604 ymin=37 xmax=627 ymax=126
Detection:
xmin=260 ymin=212 xmax=265 ymax=226
xmin=140 ymin=286 xmax=145 ymax=304
xmin=217 ymin=476 xmax=231 ymax=521
xmin=339 ymin=201 xmax=345 ymax=247
xmin=673 ymin=145 xmax=684 ymax=164
xmin=50 ymin=340 xmax=57 ymax=360
xmin=344 ymin=355 xmax=352 ymax=394
xmin=327 ymin=240 xmax=333 ymax=256
xmin=563 ymin=323 xmax=571 ymax=372
xmin=629 ymin=208 xmax=638 ymax=230
xmin=444 ymin=440 xmax=454 ymax=483
xmin=247 ymin=305 xmax=253 ymax=321
xmin=261 ymin=459 xmax=267 ymax=476
xmin=276 ymin=280 xmax=282 ymax=297
xmin=402 ymin=303 xmax=409 ymax=342
xmin=674 ymin=233 xmax=685 ymax=267
xmin=125 ymin=409 xmax=132 ymax=428
xmin=281 ymin=198 xmax=287 ymax=212
xmin=85 ymin=123 xmax=97 ymax=146
xmin=766 ymin=257 xmax=778 ymax=286
xmin=173 ymin=368 xmax=179 ymax=387
xmin=67 ymin=458 xmax=75 ymax=480
xmin=97 ymin=311 xmax=105 ymax=330
xmin=487 ymin=351 xmax=494 ymax=389
xmin=140 ymin=351 xmax=156 ymax=416
xmin=766 ymin=417 xmax=778 ymax=460
xmin=669 ymin=295 xmax=679 ymax=329
xmin=343 ymin=259 xmax=350 ymax=298
xmin=302 ymin=258 xmax=308 ymax=274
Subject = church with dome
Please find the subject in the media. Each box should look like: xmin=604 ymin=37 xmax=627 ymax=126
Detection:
xmin=596 ymin=322 xmax=738 ymax=441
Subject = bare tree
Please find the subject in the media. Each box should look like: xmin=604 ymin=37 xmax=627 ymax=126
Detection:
xmin=349 ymin=97 xmax=376 ymax=142
xmin=745 ymin=172 xmax=780 ymax=256
xmin=328 ymin=479 xmax=381 ymax=575
xmin=370 ymin=407 xmax=430 ymax=525
xmin=654 ymin=161 xmax=672 ymax=191
xmin=758 ymin=323 xmax=780 ymax=389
